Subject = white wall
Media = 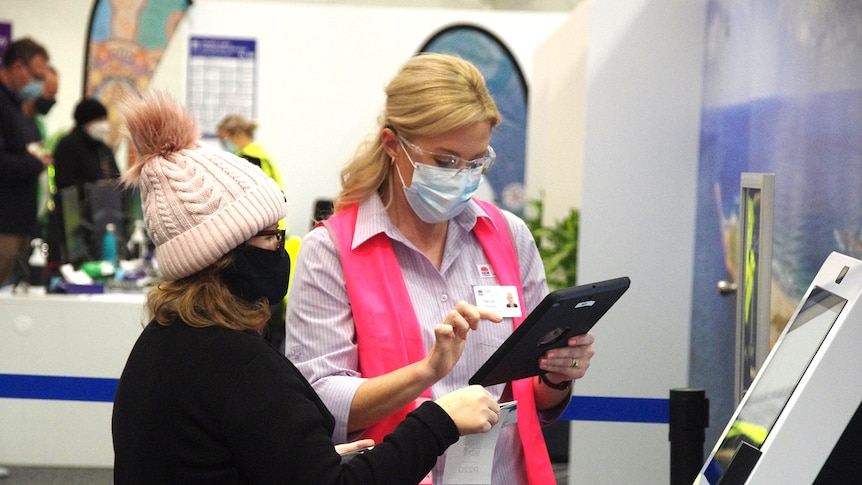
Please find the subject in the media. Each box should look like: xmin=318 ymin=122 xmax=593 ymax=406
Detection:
xmin=179 ymin=1 xmax=567 ymax=234
xmin=549 ymin=0 xmax=706 ymax=483
xmin=1 ymin=0 xmax=567 ymax=235
xmin=525 ymin=1 xmax=591 ymax=220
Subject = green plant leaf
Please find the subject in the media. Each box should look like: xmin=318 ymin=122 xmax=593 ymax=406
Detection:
xmin=524 ymin=195 xmax=579 ymax=291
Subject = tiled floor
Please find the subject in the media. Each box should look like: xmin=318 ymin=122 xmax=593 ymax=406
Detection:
xmin=553 ymin=462 xmax=569 ymax=484
xmin=0 ymin=466 xmax=112 ymax=485
xmin=0 ymin=464 xmax=569 ymax=484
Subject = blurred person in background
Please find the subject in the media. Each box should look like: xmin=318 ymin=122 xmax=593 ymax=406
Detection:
xmin=49 ymin=97 xmax=121 ymax=264
xmin=0 ymin=37 xmax=52 ymax=287
xmin=20 ymin=64 xmax=60 ymax=277
xmin=217 ymin=113 xmax=283 ymax=188
xmin=53 ymin=97 xmax=120 ymax=192
xmin=218 ymin=113 xmax=289 ymax=349
xmin=21 ymin=64 xmax=58 ymax=143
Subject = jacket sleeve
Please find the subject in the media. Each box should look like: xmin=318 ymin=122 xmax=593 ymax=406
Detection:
xmin=0 ymin=113 xmax=44 ymax=183
xmin=51 ymin=134 xmax=79 ymax=189
xmin=223 ymin=350 xmax=459 ymax=485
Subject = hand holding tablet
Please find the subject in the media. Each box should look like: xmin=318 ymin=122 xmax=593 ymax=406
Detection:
xmin=469 ymin=277 xmax=631 ymax=387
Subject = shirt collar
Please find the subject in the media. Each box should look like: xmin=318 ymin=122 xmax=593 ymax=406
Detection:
xmin=351 ymin=195 xmax=497 ymax=250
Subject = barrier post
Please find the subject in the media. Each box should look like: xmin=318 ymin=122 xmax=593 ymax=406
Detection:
xmin=669 ymin=388 xmax=709 ymax=485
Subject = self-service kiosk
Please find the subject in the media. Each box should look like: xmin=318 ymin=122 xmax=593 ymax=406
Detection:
xmin=696 ymin=251 xmax=862 ymax=484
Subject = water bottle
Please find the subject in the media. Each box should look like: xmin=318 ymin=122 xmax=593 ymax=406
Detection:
xmin=101 ymin=223 xmax=119 ymax=268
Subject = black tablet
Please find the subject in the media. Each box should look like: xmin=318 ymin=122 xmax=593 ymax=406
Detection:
xmin=469 ymin=276 xmax=630 ymax=387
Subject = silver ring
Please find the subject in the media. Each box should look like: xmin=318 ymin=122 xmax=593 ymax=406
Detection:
xmin=570 ymin=358 xmax=579 ymax=369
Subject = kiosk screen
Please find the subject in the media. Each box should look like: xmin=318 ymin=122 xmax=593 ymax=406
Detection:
xmin=704 ymin=286 xmax=846 ymax=483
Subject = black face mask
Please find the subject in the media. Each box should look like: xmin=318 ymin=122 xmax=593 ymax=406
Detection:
xmin=34 ymin=97 xmax=56 ymax=115
xmin=221 ymin=244 xmax=290 ymax=304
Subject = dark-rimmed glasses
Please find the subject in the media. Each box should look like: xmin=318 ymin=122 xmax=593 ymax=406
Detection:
xmin=254 ymin=228 xmax=286 ymax=251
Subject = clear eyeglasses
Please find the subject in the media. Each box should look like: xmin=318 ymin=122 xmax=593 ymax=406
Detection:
xmin=397 ymin=135 xmax=496 ymax=174
xmin=254 ymin=228 xmax=286 ymax=251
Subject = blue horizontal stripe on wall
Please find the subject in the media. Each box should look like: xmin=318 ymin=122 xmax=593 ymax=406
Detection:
xmin=562 ymin=395 xmax=669 ymax=423
xmin=0 ymin=374 xmax=670 ymax=424
xmin=0 ymin=374 xmax=118 ymax=403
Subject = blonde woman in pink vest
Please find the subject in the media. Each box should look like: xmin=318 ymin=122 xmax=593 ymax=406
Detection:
xmin=285 ymin=54 xmax=595 ymax=485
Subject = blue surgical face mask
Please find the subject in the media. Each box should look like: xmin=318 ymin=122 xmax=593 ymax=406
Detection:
xmin=20 ymin=79 xmax=44 ymax=100
xmin=396 ymin=146 xmax=483 ymax=224
xmin=220 ymin=139 xmax=238 ymax=154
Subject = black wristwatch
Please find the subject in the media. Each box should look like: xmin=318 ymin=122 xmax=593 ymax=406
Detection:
xmin=538 ymin=373 xmax=572 ymax=390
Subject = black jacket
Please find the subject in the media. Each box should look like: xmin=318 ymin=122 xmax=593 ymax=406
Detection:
xmin=0 ymin=82 xmax=45 ymax=235
xmin=52 ymin=125 xmax=120 ymax=191
xmin=113 ymin=320 xmax=459 ymax=484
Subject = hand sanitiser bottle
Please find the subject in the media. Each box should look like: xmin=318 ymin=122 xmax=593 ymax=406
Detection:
xmin=28 ymin=238 xmax=48 ymax=287
xmin=127 ymin=220 xmax=149 ymax=260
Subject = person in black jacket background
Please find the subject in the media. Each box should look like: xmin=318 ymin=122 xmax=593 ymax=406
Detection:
xmin=49 ymin=98 xmax=122 ymax=263
xmin=53 ymin=97 xmax=120 ymax=192
xmin=0 ymin=37 xmax=52 ymax=287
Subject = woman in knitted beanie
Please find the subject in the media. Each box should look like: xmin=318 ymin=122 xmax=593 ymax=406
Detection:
xmin=111 ymin=91 xmax=500 ymax=484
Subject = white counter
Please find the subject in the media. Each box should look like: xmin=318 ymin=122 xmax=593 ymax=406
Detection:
xmin=0 ymin=291 xmax=147 ymax=467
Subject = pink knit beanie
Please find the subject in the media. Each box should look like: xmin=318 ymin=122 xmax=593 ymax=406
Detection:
xmin=119 ymin=91 xmax=286 ymax=280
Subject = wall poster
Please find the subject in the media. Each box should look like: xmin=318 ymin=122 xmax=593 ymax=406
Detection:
xmin=187 ymin=36 xmax=256 ymax=139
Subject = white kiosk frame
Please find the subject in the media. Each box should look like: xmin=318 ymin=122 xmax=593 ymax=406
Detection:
xmin=697 ymin=251 xmax=862 ymax=484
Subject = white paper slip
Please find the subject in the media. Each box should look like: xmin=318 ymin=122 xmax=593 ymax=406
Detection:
xmin=442 ymin=401 xmax=518 ymax=484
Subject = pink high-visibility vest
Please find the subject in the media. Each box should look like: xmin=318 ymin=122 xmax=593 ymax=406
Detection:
xmin=324 ymin=200 xmax=554 ymax=485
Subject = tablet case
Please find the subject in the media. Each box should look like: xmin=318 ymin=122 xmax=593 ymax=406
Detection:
xmin=469 ymin=276 xmax=630 ymax=387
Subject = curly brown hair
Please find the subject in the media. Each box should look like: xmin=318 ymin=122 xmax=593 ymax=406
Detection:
xmin=145 ymin=253 xmax=270 ymax=333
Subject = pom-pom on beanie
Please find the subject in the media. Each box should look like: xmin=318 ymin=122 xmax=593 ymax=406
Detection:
xmin=74 ymin=98 xmax=108 ymax=125
xmin=119 ymin=91 xmax=286 ymax=280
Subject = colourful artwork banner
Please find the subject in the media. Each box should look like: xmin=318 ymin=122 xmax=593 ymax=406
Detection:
xmin=84 ymin=0 xmax=191 ymax=138
xmin=420 ymin=26 xmax=528 ymax=214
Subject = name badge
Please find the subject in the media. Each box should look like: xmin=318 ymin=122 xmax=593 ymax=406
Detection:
xmin=473 ymin=285 xmax=523 ymax=318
